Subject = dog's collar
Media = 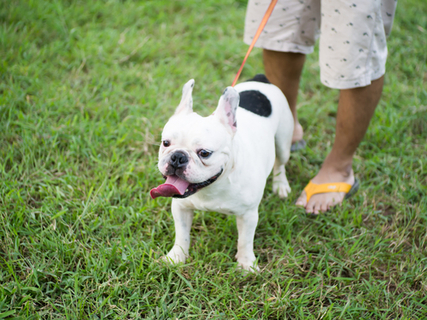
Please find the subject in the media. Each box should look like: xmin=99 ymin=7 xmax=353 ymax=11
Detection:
xmin=173 ymin=168 xmax=223 ymax=199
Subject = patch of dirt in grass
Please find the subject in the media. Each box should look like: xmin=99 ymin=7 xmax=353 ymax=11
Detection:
xmin=381 ymin=204 xmax=397 ymax=216
xmin=362 ymin=203 xmax=396 ymax=228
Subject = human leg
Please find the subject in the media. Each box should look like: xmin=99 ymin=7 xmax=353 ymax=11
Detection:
xmin=263 ymin=49 xmax=305 ymax=144
xmin=296 ymin=75 xmax=384 ymax=214
xmin=244 ymin=0 xmax=320 ymax=142
xmin=294 ymin=0 xmax=394 ymax=214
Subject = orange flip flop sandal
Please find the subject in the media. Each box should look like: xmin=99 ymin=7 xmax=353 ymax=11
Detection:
xmin=303 ymin=178 xmax=360 ymax=203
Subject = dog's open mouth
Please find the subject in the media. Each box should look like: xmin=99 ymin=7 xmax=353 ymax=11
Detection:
xmin=150 ymin=169 xmax=223 ymax=199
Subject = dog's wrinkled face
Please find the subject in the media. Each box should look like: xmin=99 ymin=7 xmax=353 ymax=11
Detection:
xmin=151 ymin=80 xmax=239 ymax=199
xmin=159 ymin=113 xmax=231 ymax=183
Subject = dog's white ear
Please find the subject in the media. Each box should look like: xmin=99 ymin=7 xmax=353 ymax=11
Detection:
xmin=214 ymin=86 xmax=239 ymax=134
xmin=175 ymin=79 xmax=195 ymax=115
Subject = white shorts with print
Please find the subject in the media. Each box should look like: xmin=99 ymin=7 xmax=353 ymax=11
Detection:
xmin=244 ymin=0 xmax=397 ymax=89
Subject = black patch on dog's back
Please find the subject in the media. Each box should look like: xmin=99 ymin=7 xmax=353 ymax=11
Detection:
xmin=239 ymin=90 xmax=272 ymax=117
xmin=245 ymin=74 xmax=271 ymax=84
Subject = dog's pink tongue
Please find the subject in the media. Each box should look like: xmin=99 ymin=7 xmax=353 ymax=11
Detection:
xmin=150 ymin=175 xmax=190 ymax=199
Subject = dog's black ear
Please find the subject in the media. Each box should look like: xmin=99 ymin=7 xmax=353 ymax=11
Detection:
xmin=175 ymin=79 xmax=195 ymax=115
xmin=214 ymin=86 xmax=239 ymax=134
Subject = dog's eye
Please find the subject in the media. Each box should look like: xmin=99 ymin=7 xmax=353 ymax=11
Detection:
xmin=162 ymin=140 xmax=171 ymax=147
xmin=198 ymin=149 xmax=212 ymax=158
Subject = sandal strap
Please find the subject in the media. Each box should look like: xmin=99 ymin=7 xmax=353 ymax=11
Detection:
xmin=304 ymin=181 xmax=353 ymax=203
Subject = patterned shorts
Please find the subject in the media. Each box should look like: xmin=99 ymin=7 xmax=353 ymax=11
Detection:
xmin=244 ymin=0 xmax=397 ymax=89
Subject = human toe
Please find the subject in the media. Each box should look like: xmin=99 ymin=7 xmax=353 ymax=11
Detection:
xmin=295 ymin=190 xmax=307 ymax=207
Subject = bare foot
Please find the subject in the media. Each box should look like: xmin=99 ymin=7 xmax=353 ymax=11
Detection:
xmin=296 ymin=162 xmax=355 ymax=214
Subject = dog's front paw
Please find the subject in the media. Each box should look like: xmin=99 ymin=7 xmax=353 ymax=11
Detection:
xmin=273 ymin=181 xmax=291 ymax=199
xmin=236 ymin=252 xmax=259 ymax=272
xmin=237 ymin=259 xmax=260 ymax=273
xmin=162 ymin=246 xmax=187 ymax=264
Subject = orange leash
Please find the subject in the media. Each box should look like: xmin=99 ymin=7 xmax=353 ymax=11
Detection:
xmin=231 ymin=0 xmax=278 ymax=87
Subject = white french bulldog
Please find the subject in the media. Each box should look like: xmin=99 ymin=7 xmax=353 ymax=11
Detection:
xmin=150 ymin=76 xmax=294 ymax=271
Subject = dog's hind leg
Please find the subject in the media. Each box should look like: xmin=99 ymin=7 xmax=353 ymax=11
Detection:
xmin=272 ymin=115 xmax=293 ymax=198
xmin=273 ymin=159 xmax=291 ymax=198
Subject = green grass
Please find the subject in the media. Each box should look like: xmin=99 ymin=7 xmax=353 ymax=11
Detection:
xmin=1 ymin=0 xmax=426 ymax=318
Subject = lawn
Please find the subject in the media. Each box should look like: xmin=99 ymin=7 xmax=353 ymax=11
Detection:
xmin=0 ymin=0 xmax=426 ymax=318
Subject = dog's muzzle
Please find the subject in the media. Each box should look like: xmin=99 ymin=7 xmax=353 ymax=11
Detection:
xmin=150 ymin=169 xmax=223 ymax=199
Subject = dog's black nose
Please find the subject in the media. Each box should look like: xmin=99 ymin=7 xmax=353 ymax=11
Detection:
xmin=170 ymin=151 xmax=188 ymax=169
